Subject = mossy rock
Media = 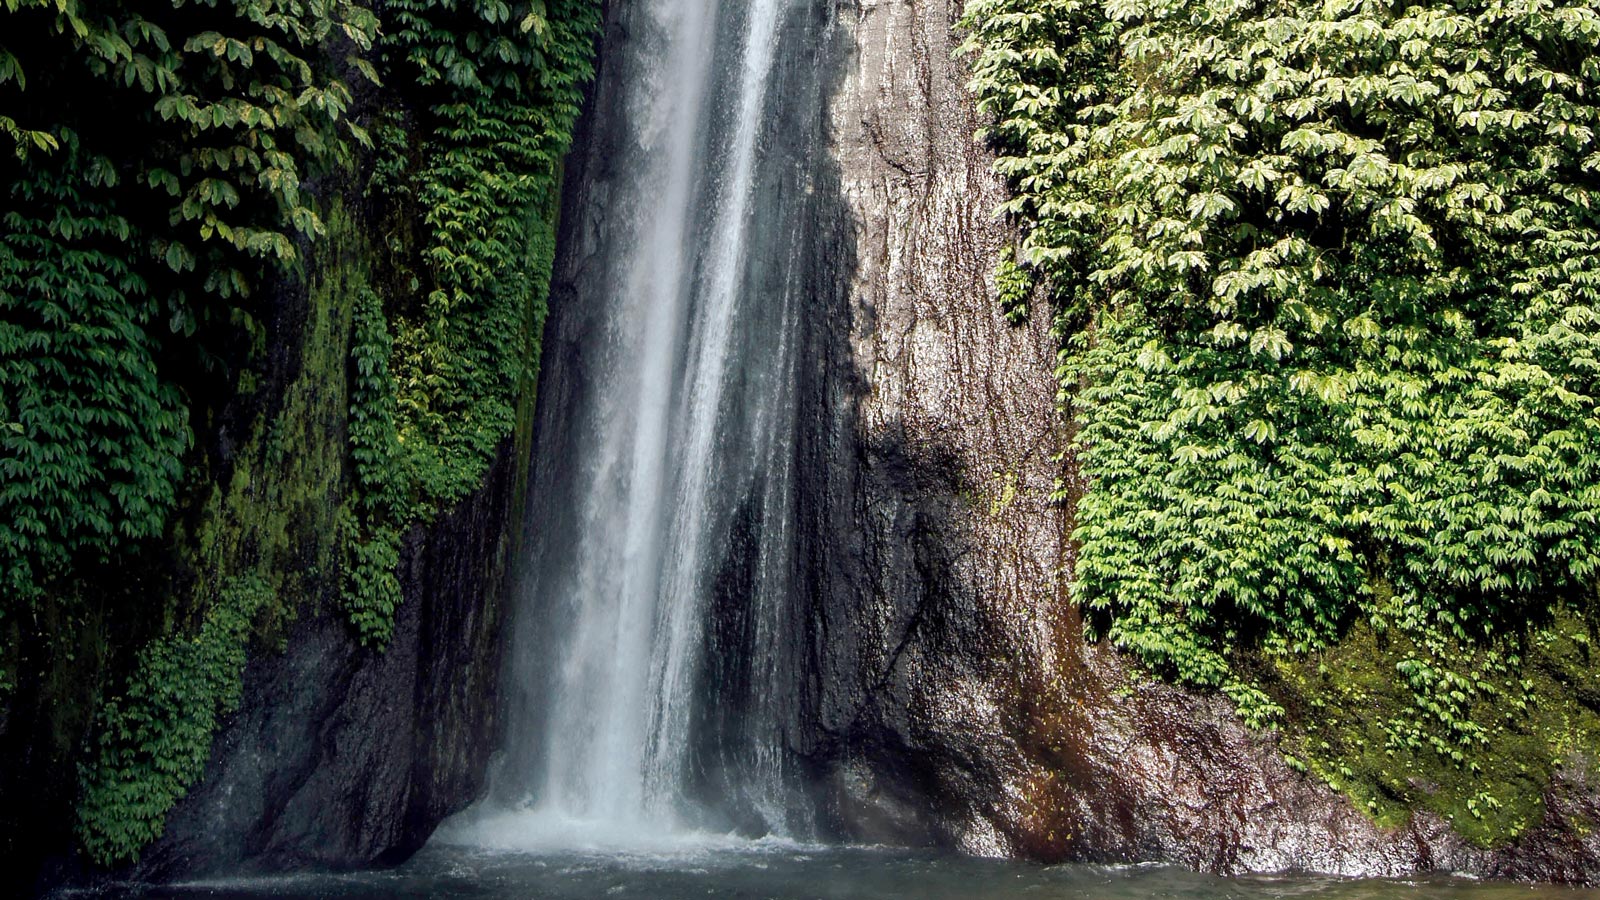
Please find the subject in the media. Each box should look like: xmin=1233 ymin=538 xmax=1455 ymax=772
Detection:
xmin=1268 ymin=609 xmax=1600 ymax=848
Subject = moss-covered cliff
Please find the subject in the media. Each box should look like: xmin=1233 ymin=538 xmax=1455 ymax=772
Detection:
xmin=0 ymin=0 xmax=599 ymax=891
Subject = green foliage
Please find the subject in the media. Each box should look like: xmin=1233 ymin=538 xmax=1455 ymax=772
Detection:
xmin=0 ymin=0 xmax=378 ymax=271
xmin=67 ymin=205 xmax=359 ymax=867
xmin=996 ymin=250 xmax=1036 ymax=326
xmin=2 ymin=0 xmax=380 ymax=817
xmin=67 ymin=200 xmax=356 ymax=868
xmin=339 ymin=0 xmax=599 ymax=643
xmin=0 ymin=137 xmax=189 ymax=601
xmin=343 ymin=284 xmax=406 ymax=640
xmin=959 ymin=0 xmax=1600 ymax=814
xmin=4 ymin=0 xmax=598 ymax=866
xmin=0 ymin=0 xmax=378 ymax=606
xmin=76 ymin=574 xmax=272 ymax=866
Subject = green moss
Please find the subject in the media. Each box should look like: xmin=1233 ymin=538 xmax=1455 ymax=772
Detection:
xmin=983 ymin=470 xmax=1022 ymax=519
xmin=1269 ymin=609 xmax=1600 ymax=847
xmin=507 ymin=167 xmax=563 ymax=532
xmin=179 ymin=204 xmax=359 ymax=624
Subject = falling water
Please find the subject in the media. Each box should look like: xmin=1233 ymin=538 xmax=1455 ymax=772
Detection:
xmin=455 ymin=0 xmax=817 ymax=847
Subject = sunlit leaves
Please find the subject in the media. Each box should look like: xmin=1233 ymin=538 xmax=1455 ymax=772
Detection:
xmin=2 ymin=0 xmax=377 ymax=261
xmin=960 ymin=0 xmax=1600 ymax=741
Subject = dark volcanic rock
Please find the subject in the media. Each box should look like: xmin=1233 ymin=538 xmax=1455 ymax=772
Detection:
xmin=796 ymin=0 xmax=1077 ymax=856
xmin=125 ymin=436 xmax=523 ymax=880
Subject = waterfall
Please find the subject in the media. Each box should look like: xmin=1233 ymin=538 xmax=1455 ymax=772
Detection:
xmin=453 ymin=0 xmax=820 ymax=848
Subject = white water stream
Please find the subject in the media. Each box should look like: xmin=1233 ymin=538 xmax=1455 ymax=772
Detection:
xmin=445 ymin=0 xmax=806 ymax=849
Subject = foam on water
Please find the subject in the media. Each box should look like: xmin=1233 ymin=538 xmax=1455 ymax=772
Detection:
xmin=433 ymin=809 xmax=819 ymax=860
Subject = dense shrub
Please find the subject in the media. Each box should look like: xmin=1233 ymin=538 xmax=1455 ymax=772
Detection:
xmin=340 ymin=0 xmax=600 ymax=643
xmin=0 ymin=144 xmax=189 ymax=603
xmin=0 ymin=0 xmax=377 ymax=606
xmin=959 ymin=0 xmax=1600 ymax=739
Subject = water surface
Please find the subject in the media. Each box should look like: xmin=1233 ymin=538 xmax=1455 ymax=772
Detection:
xmin=128 ymin=844 xmax=1600 ymax=899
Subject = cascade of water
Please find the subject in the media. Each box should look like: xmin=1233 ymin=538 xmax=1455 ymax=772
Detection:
xmin=461 ymin=0 xmax=808 ymax=847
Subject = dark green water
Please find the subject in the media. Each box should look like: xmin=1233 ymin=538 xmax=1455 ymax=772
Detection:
xmin=106 ymin=845 xmax=1600 ymax=899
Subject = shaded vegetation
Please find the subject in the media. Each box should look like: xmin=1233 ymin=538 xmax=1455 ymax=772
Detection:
xmin=341 ymin=0 xmax=598 ymax=644
xmin=77 ymin=574 xmax=272 ymax=864
xmin=0 ymin=0 xmax=599 ymax=869
xmin=1 ymin=0 xmax=376 ymax=658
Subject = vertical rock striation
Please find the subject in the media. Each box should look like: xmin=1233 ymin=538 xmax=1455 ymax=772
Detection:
xmin=800 ymin=0 xmax=1075 ymax=853
xmin=803 ymin=0 xmax=1600 ymax=883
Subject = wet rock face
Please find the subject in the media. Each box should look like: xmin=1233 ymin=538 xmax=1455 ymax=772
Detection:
xmin=806 ymin=0 xmax=1600 ymax=884
xmin=127 ymin=439 xmax=523 ymax=880
xmin=799 ymin=0 xmax=1072 ymax=854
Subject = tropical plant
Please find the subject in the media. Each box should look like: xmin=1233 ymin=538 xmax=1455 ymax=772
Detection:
xmin=959 ymin=0 xmax=1600 ymax=743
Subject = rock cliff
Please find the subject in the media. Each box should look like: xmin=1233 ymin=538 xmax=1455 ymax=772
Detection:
xmin=127 ymin=435 xmax=527 ymax=879
xmin=801 ymin=0 xmax=1600 ymax=883
xmin=69 ymin=196 xmax=546 ymax=884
